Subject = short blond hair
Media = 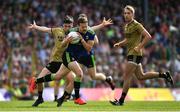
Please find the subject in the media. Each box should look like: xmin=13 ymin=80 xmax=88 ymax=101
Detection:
xmin=124 ymin=5 xmax=135 ymax=14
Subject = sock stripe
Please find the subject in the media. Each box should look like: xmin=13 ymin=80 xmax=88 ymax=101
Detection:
xmin=75 ymin=77 xmax=81 ymax=82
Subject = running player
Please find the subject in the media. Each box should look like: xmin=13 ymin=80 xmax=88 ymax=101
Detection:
xmin=110 ymin=5 xmax=174 ymax=106
xmin=28 ymin=15 xmax=75 ymax=106
xmin=57 ymin=16 xmax=115 ymax=106
xmin=29 ymin=15 xmax=113 ymax=106
xmin=33 ymin=16 xmax=115 ymax=106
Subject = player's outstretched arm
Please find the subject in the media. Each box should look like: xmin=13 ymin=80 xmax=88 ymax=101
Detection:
xmin=91 ymin=17 xmax=113 ymax=31
xmin=28 ymin=20 xmax=51 ymax=33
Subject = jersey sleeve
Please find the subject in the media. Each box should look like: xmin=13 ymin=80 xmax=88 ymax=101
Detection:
xmin=51 ymin=27 xmax=62 ymax=38
xmin=88 ymin=33 xmax=95 ymax=40
xmin=136 ymin=23 xmax=144 ymax=33
xmin=87 ymin=27 xmax=95 ymax=34
xmin=87 ymin=27 xmax=95 ymax=40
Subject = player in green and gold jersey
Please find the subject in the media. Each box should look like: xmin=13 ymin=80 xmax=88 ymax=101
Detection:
xmin=28 ymin=16 xmax=75 ymax=106
xmin=110 ymin=5 xmax=174 ymax=106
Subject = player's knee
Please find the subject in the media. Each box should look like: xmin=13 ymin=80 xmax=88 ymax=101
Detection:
xmin=123 ymin=74 xmax=130 ymax=80
xmin=66 ymin=76 xmax=74 ymax=82
xmin=75 ymin=69 xmax=83 ymax=78
xmin=136 ymin=73 xmax=145 ymax=80
xmin=55 ymin=75 xmax=62 ymax=80
xmin=137 ymin=76 xmax=143 ymax=80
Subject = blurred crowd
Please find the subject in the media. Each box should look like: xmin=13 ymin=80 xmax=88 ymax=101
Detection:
xmin=0 ymin=0 xmax=180 ymax=98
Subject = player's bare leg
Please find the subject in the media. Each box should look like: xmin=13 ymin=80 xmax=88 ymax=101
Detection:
xmin=64 ymin=72 xmax=75 ymax=94
xmin=57 ymin=72 xmax=75 ymax=106
xmin=67 ymin=62 xmax=86 ymax=105
xmin=57 ymin=62 xmax=85 ymax=106
xmin=59 ymin=72 xmax=75 ymax=101
xmin=54 ymin=81 xmax=60 ymax=101
xmin=87 ymin=67 xmax=115 ymax=90
xmin=32 ymin=68 xmax=50 ymax=107
xmin=110 ymin=62 xmax=136 ymax=106
xmin=135 ymin=64 xmax=174 ymax=85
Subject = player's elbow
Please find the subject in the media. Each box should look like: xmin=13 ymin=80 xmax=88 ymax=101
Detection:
xmin=45 ymin=29 xmax=51 ymax=33
xmin=142 ymin=30 xmax=152 ymax=40
xmin=147 ymin=35 xmax=152 ymax=39
xmin=94 ymin=40 xmax=99 ymax=45
xmin=144 ymin=34 xmax=151 ymax=41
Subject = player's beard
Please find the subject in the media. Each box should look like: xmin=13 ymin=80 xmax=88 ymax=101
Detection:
xmin=81 ymin=30 xmax=87 ymax=34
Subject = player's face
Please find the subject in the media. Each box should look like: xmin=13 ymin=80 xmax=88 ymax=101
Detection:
xmin=63 ymin=23 xmax=73 ymax=32
xmin=79 ymin=23 xmax=88 ymax=33
xmin=124 ymin=9 xmax=134 ymax=22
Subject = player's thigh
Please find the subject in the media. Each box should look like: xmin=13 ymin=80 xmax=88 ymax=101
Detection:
xmin=87 ymin=67 xmax=96 ymax=77
xmin=65 ymin=72 xmax=75 ymax=83
xmin=62 ymin=52 xmax=83 ymax=76
xmin=134 ymin=63 xmax=144 ymax=77
xmin=55 ymin=64 xmax=71 ymax=80
xmin=38 ymin=62 xmax=62 ymax=78
xmin=68 ymin=61 xmax=83 ymax=76
xmin=124 ymin=62 xmax=137 ymax=78
xmin=38 ymin=67 xmax=51 ymax=78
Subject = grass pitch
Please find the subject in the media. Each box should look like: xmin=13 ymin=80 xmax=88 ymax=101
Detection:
xmin=0 ymin=101 xmax=179 ymax=112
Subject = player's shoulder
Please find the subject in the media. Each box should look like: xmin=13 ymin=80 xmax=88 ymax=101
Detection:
xmin=87 ymin=27 xmax=95 ymax=35
xmin=133 ymin=20 xmax=143 ymax=27
xmin=52 ymin=27 xmax=64 ymax=32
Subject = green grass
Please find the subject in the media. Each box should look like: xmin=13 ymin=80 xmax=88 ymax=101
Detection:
xmin=0 ymin=101 xmax=179 ymax=112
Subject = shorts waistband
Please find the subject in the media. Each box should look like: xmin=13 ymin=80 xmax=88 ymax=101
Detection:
xmin=127 ymin=55 xmax=142 ymax=64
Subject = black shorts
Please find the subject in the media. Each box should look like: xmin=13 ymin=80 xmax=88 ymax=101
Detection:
xmin=77 ymin=55 xmax=95 ymax=68
xmin=46 ymin=61 xmax=62 ymax=73
xmin=127 ymin=55 xmax=142 ymax=64
xmin=62 ymin=52 xmax=76 ymax=68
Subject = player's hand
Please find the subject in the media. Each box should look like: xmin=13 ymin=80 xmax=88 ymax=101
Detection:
xmin=28 ymin=20 xmax=37 ymax=29
xmin=61 ymin=36 xmax=73 ymax=47
xmin=102 ymin=17 xmax=113 ymax=26
xmin=76 ymin=32 xmax=83 ymax=41
xmin=114 ymin=43 xmax=121 ymax=48
xmin=134 ymin=46 xmax=142 ymax=52
xmin=65 ymin=36 xmax=73 ymax=43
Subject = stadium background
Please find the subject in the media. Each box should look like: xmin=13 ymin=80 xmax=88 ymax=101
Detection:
xmin=0 ymin=0 xmax=179 ymax=102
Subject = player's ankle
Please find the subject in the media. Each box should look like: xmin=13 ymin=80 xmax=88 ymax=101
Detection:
xmin=159 ymin=72 xmax=166 ymax=78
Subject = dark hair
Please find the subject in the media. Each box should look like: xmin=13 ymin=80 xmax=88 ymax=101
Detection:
xmin=77 ymin=16 xmax=88 ymax=24
xmin=63 ymin=15 xmax=74 ymax=24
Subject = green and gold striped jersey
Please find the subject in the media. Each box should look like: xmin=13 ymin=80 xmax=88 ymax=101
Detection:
xmin=50 ymin=27 xmax=67 ymax=62
xmin=124 ymin=20 xmax=144 ymax=56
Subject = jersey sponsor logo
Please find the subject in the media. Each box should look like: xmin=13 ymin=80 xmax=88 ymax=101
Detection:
xmin=128 ymin=58 xmax=133 ymax=61
xmin=57 ymin=36 xmax=63 ymax=41
xmin=86 ymin=36 xmax=89 ymax=40
xmin=72 ymin=57 xmax=75 ymax=61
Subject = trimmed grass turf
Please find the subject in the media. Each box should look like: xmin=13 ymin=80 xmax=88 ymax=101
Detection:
xmin=0 ymin=101 xmax=179 ymax=112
